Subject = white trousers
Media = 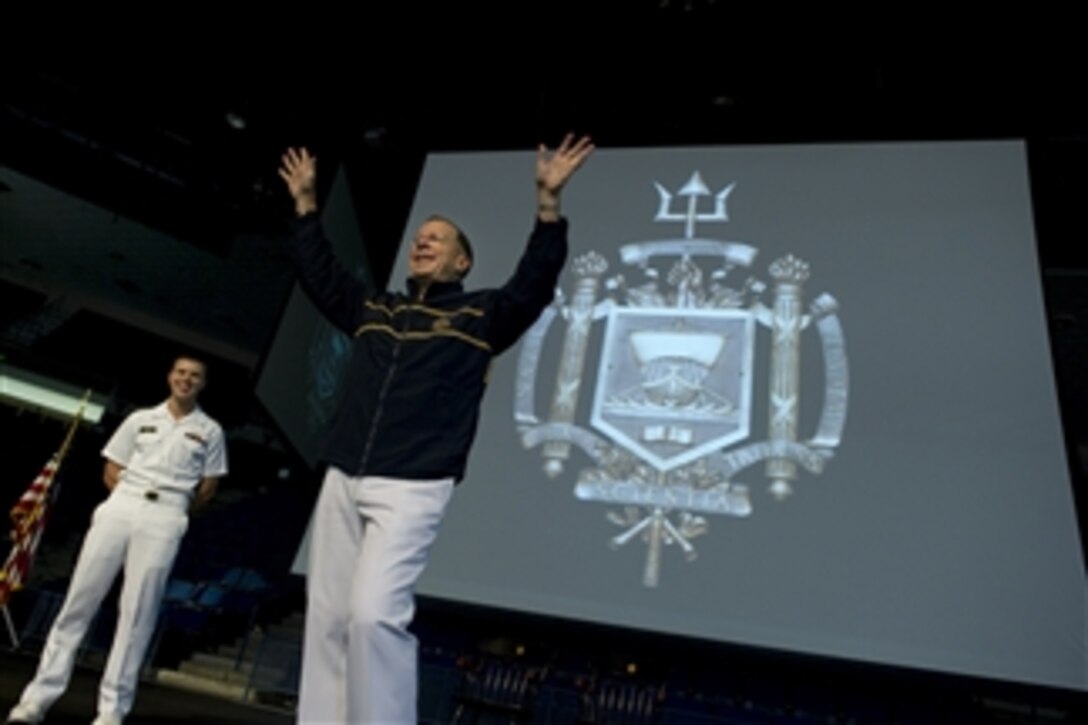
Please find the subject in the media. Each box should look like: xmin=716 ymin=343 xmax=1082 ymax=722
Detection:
xmin=298 ymin=468 xmax=454 ymax=725
xmin=15 ymin=485 xmax=188 ymax=720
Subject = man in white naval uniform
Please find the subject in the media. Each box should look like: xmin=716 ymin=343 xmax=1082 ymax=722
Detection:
xmin=7 ymin=355 xmax=227 ymax=725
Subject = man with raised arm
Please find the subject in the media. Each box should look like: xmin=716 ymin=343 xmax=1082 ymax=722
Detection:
xmin=278 ymin=134 xmax=593 ymax=724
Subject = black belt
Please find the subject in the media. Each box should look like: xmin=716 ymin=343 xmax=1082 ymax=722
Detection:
xmin=120 ymin=485 xmax=187 ymax=503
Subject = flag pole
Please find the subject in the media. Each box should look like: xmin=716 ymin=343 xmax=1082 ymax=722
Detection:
xmin=2 ymin=598 xmax=17 ymax=650
xmin=1 ymin=389 xmax=93 ymax=650
xmin=54 ymin=389 xmax=92 ymax=470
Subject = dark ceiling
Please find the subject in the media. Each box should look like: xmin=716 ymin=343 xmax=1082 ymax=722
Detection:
xmin=5 ymin=24 xmax=1087 ymax=259
xmin=2 ymin=15 xmax=1087 ymax=478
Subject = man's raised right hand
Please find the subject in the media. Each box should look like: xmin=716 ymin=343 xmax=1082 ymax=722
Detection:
xmin=279 ymin=147 xmax=318 ymax=216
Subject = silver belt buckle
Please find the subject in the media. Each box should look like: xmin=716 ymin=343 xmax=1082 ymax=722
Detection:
xmin=144 ymin=490 xmax=159 ymax=501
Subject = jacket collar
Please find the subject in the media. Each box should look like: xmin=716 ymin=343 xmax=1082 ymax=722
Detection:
xmin=405 ymin=277 xmax=464 ymax=301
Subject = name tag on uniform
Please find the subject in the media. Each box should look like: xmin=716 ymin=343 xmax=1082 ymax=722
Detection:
xmin=184 ymin=431 xmax=207 ymax=445
xmin=138 ymin=426 xmax=158 ymax=434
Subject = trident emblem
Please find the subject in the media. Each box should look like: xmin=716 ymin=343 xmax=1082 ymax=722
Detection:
xmin=515 ymin=173 xmax=849 ymax=587
xmin=654 ymin=171 xmax=735 ymax=239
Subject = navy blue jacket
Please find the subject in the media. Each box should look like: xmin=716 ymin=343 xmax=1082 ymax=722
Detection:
xmin=286 ymin=213 xmax=568 ymax=481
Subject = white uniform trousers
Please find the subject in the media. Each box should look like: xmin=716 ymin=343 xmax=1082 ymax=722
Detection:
xmin=15 ymin=484 xmax=189 ymax=720
xmin=298 ymin=468 xmax=454 ymax=725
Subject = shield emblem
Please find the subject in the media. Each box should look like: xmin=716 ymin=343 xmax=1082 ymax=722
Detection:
xmin=590 ymin=306 xmax=755 ymax=471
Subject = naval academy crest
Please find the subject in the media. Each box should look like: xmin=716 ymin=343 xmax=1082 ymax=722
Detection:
xmin=514 ymin=172 xmax=849 ymax=587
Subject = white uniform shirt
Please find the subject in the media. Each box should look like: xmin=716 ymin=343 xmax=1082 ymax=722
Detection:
xmin=102 ymin=402 xmax=228 ymax=493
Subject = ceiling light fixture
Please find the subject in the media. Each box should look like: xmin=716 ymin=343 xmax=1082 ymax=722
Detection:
xmin=0 ymin=363 xmax=107 ymax=424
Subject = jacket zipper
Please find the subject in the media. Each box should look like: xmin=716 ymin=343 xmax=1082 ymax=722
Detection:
xmin=357 ymin=300 xmax=413 ymax=473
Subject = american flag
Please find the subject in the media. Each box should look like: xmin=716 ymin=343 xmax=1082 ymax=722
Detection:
xmin=0 ymin=454 xmax=63 ymax=606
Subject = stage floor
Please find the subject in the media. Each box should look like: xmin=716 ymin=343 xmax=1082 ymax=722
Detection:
xmin=0 ymin=650 xmax=293 ymax=724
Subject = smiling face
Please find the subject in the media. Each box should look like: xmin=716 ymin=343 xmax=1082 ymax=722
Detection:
xmin=408 ymin=218 xmax=471 ymax=284
xmin=167 ymin=357 xmax=206 ymax=408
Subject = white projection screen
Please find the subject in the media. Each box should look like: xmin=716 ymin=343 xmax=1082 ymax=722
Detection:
xmin=278 ymin=140 xmax=1086 ymax=693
